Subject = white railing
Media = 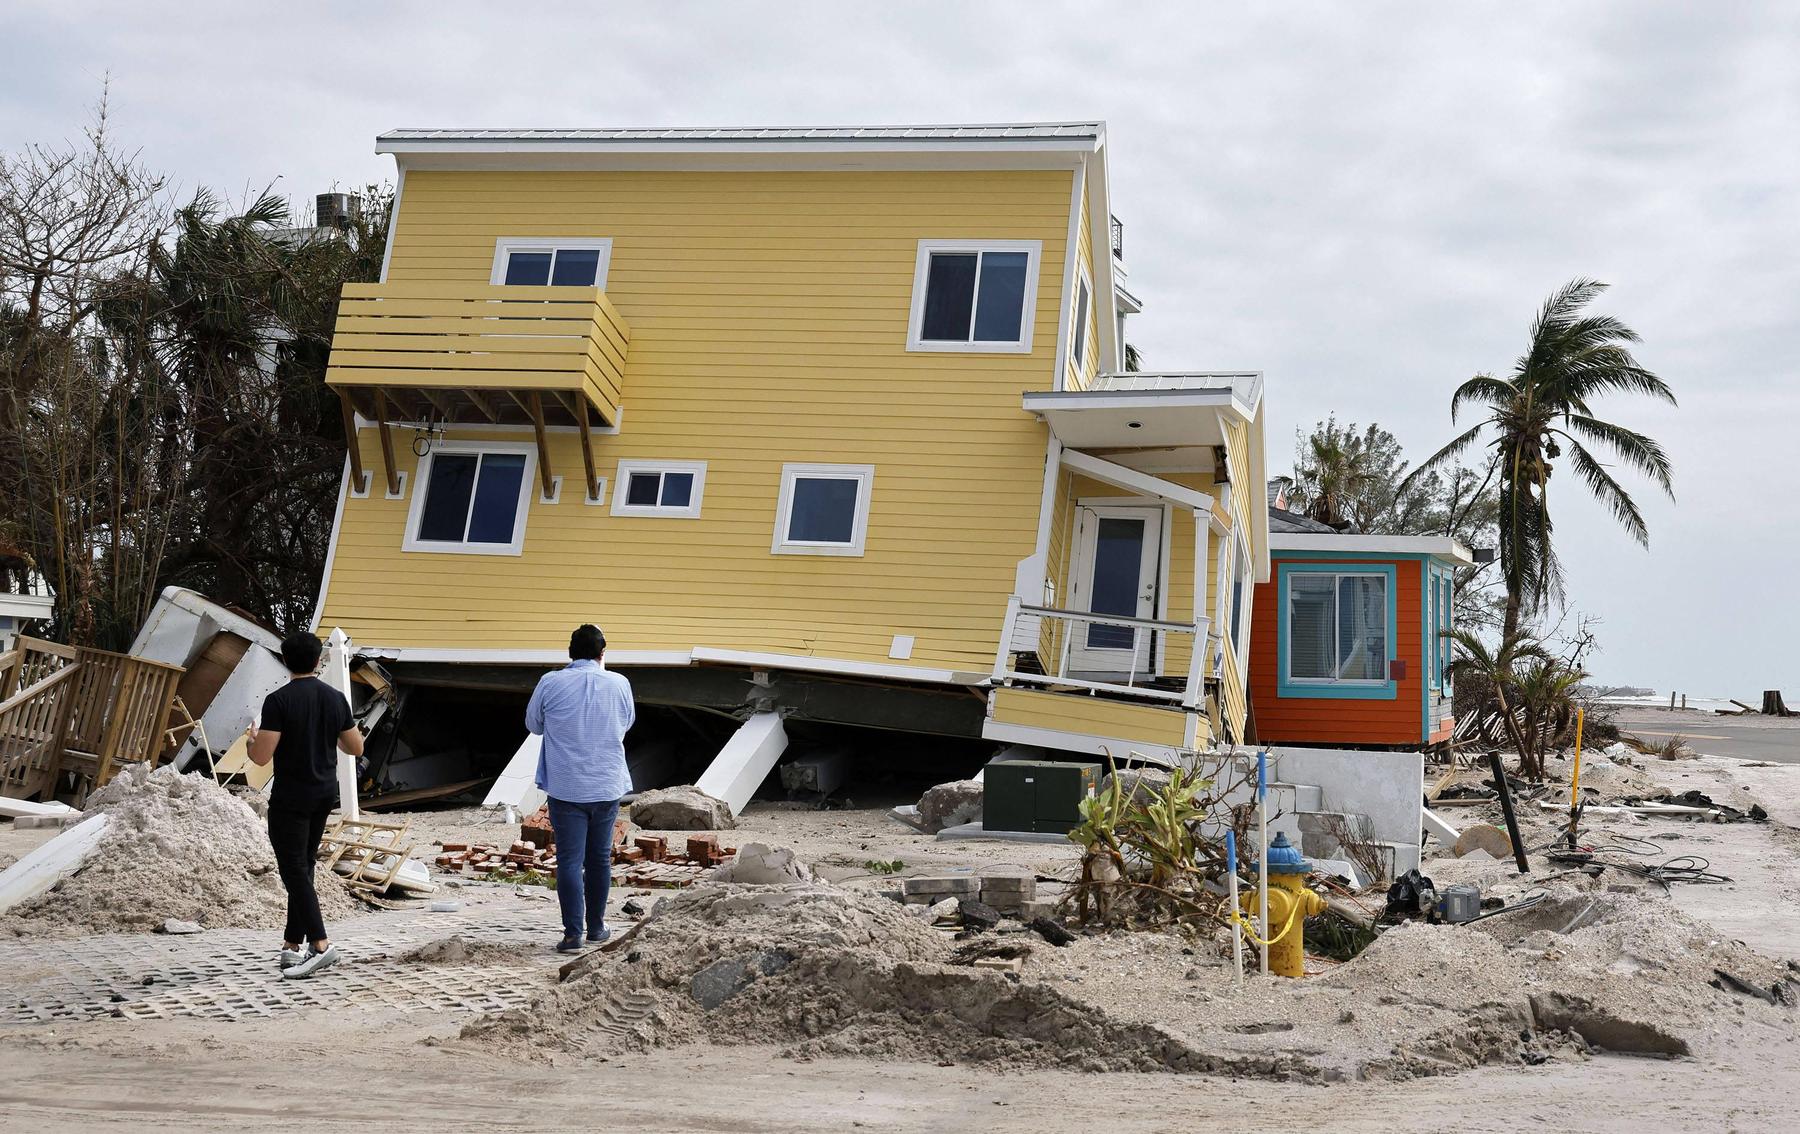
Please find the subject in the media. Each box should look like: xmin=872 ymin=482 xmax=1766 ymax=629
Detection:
xmin=993 ymin=597 xmax=1213 ymax=709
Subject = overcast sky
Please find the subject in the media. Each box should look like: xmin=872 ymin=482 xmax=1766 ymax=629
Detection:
xmin=7 ymin=2 xmax=1796 ymax=696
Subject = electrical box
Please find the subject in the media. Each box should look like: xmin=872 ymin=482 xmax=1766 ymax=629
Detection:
xmin=983 ymin=759 xmax=1101 ymax=834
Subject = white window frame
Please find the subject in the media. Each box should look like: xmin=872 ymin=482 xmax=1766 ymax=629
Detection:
xmin=1070 ymin=268 xmax=1092 ymax=372
xmin=611 ymin=460 xmax=707 ymax=519
xmin=489 ymin=238 xmax=614 ymax=287
xmin=772 ymin=463 xmax=875 ymax=557
xmin=401 ymin=441 xmax=538 ymax=557
xmin=906 ymin=239 xmax=1042 ymax=354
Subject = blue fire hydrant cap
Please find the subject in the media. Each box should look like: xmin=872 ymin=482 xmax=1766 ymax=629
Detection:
xmin=1253 ymin=831 xmax=1312 ymax=875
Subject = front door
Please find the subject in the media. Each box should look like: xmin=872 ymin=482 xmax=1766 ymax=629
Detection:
xmin=1068 ymin=504 xmax=1163 ymax=675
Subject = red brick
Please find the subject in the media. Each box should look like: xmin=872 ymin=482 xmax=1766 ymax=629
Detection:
xmin=634 ymin=835 xmax=668 ymax=862
xmin=613 ymin=817 xmax=632 ymax=848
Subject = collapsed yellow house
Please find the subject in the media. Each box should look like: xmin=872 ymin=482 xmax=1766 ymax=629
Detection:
xmin=310 ymin=122 xmax=1268 ymax=794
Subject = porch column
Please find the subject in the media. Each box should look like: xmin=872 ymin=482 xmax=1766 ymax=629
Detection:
xmin=1185 ymin=509 xmax=1211 ymax=709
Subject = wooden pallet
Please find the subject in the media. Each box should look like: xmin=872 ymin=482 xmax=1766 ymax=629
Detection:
xmin=320 ymin=817 xmax=418 ymax=894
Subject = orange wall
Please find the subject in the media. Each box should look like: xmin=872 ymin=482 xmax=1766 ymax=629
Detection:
xmin=1248 ymin=557 xmax=1425 ymax=746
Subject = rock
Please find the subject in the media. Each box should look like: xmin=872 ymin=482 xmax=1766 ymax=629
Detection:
xmin=1099 ymin=767 xmax=1172 ymax=806
xmin=957 ymin=897 xmax=1001 ymax=931
xmin=916 ymin=779 xmax=983 ymax=833
xmin=927 ymin=897 xmax=959 ymax=922
xmin=159 ymin=918 xmax=203 ymax=935
xmin=688 ymin=949 xmax=793 ymax=1009
xmin=629 ymin=786 xmax=736 ymax=831
xmin=1029 ymin=916 xmax=1075 ymax=946
xmin=712 ymin=842 xmax=812 ymax=885
xmin=1454 ymin=824 xmax=1513 ymax=859
xmin=621 ymin=898 xmax=647 ymax=917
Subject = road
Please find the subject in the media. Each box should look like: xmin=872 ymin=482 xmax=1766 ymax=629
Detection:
xmin=1609 ymin=706 xmax=1800 ymax=763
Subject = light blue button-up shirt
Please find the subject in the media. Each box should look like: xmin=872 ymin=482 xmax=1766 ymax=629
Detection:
xmin=525 ymin=659 xmax=636 ymax=803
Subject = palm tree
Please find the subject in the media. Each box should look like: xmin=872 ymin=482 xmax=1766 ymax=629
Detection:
xmin=1444 ymin=628 xmax=1554 ymax=779
xmin=1404 ymin=279 xmax=1675 ymax=640
xmin=1290 ymin=416 xmax=1391 ymax=530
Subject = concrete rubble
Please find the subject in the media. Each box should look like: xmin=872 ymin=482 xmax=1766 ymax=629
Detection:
xmin=628 ymin=786 xmax=736 ymax=831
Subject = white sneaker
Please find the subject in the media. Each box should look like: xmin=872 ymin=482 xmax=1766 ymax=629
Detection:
xmin=278 ymin=946 xmax=307 ymax=969
xmin=282 ymin=944 xmax=340 ymax=980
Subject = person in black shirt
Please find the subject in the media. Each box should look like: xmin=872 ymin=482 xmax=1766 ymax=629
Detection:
xmin=247 ymin=632 xmax=364 ymax=979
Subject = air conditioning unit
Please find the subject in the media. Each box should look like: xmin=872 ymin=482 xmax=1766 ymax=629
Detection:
xmin=316 ymin=192 xmax=361 ymax=231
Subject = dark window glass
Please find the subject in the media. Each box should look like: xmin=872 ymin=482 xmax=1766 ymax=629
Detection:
xmin=973 ymin=251 xmax=1028 ymax=341
xmin=417 ymin=454 xmax=478 ymax=542
xmin=626 ymin=471 xmax=661 ymax=507
xmin=660 ymin=472 xmax=694 ymax=508
xmin=1072 ymin=277 xmax=1090 ymax=363
xmin=550 ymin=248 xmax=600 ymax=286
xmin=466 ymin=454 xmax=526 ymax=543
xmin=1288 ymin=575 xmax=1334 ymax=679
xmin=1086 ymin=516 xmax=1144 ymax=649
xmin=504 ymin=251 xmax=552 ymax=286
xmin=787 ymin=477 xmax=859 ymax=543
xmin=920 ymin=253 xmax=977 ymax=341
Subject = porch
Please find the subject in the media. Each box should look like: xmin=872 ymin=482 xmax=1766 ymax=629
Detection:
xmin=984 ymin=373 xmax=1265 ymax=758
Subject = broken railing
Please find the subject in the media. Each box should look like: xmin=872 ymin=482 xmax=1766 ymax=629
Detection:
xmin=993 ymin=597 xmax=1215 ymax=708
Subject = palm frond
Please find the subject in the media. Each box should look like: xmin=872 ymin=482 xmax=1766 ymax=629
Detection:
xmin=1565 ymin=438 xmax=1651 ymax=545
xmin=1397 ymin=422 xmax=1489 ymax=498
xmin=1560 ymin=415 xmax=1675 ymax=497
xmin=1449 ymin=373 xmax=1516 ymax=423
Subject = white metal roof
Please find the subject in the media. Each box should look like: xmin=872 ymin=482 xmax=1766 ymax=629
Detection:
xmin=1089 ymin=371 xmax=1264 ymax=412
xmin=380 ymin=123 xmax=1104 ymax=147
xmin=1268 ymin=533 xmax=1475 ymax=566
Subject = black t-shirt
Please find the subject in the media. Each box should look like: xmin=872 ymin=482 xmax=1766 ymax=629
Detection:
xmin=260 ymin=677 xmax=353 ymax=811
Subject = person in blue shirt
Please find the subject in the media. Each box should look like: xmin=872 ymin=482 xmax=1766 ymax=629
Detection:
xmin=525 ymin=624 xmax=636 ymax=952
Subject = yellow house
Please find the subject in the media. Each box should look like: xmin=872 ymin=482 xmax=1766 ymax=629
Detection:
xmin=310 ymin=122 xmax=1269 ymax=791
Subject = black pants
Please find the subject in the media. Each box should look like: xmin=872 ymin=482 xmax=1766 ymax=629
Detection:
xmin=268 ymin=801 xmax=334 ymax=945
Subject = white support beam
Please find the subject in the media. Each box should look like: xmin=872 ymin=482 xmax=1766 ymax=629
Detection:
xmin=696 ymin=711 xmax=789 ymax=816
xmin=321 ymin=627 xmax=360 ymax=821
xmin=484 ymin=733 xmax=547 ymax=815
xmin=1185 ymin=511 xmax=1211 ymax=709
xmin=1062 ymin=448 xmax=1213 ymax=512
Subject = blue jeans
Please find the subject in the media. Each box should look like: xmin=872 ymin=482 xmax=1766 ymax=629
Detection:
xmin=546 ymin=796 xmax=620 ymax=940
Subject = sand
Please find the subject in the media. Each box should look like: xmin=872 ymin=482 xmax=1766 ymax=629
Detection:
xmin=0 ymin=764 xmax=362 ymax=936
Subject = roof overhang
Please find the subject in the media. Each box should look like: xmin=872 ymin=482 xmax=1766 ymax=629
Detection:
xmin=1024 ymin=376 xmax=1259 ymax=450
xmin=1269 ymin=533 xmax=1475 ymax=566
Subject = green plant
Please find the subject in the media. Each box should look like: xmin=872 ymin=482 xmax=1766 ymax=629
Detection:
xmin=862 ymin=859 xmax=905 ymax=875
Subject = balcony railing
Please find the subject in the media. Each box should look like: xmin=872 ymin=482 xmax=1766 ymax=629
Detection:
xmin=326 ymin=282 xmax=629 ymax=428
xmin=1109 ymin=214 xmax=1124 ymax=260
xmin=993 ymin=597 xmax=1214 ymax=710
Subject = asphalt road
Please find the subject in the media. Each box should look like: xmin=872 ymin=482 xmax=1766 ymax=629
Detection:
xmin=1610 ymin=707 xmax=1800 ymax=764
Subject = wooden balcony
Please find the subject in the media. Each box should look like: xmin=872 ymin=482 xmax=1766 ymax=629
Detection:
xmin=325 ymin=282 xmax=631 ymax=498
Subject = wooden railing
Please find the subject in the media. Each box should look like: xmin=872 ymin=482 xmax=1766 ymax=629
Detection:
xmin=325 ymin=282 xmax=630 ymax=426
xmin=0 ymin=637 xmax=184 ymax=802
xmin=994 ymin=597 xmax=1213 ymax=710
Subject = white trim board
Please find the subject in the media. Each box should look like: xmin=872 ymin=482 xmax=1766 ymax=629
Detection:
xmin=611 ymin=459 xmax=708 ymax=518
xmin=488 ymin=237 xmax=613 ymax=287
xmin=905 ymin=239 xmax=1042 ymax=354
xmin=1062 ymin=449 xmax=1214 ymax=512
xmin=309 ymin=457 xmax=353 ymax=633
xmin=1052 ymin=163 xmax=1085 ymax=390
xmin=401 ymin=441 xmax=539 ymax=556
xmin=1269 ymin=533 xmax=1474 ymax=564
xmin=771 ymin=463 xmax=875 ymax=556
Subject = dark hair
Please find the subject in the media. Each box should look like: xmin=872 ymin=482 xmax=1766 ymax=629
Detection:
xmin=569 ymin=624 xmax=607 ymax=660
xmin=281 ymin=632 xmax=324 ymax=675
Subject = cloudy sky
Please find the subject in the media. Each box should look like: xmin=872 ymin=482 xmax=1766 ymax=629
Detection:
xmin=8 ymin=2 xmax=1796 ymax=695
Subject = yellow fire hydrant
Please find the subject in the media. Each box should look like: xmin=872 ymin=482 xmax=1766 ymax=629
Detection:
xmin=1237 ymin=832 xmax=1326 ymax=978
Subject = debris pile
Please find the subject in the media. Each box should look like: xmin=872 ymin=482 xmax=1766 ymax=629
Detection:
xmin=0 ymin=764 xmax=361 ymax=936
xmin=629 ymin=786 xmax=735 ymax=830
xmin=437 ymin=830 xmax=737 ymax=888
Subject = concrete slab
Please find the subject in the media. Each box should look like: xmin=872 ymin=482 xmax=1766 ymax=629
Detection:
xmin=935 ymin=821 xmax=1071 ymax=845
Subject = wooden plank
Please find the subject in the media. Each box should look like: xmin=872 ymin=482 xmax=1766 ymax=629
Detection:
xmin=338 ymin=389 xmax=367 ymax=494
xmin=373 ymin=390 xmax=401 ymax=497
xmin=528 ymin=392 xmax=554 ymax=497
xmin=577 ymin=397 xmax=600 ymax=503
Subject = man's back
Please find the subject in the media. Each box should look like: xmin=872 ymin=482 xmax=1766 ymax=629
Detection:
xmin=261 ymin=676 xmax=352 ymax=810
xmin=526 ymin=660 xmax=635 ymax=803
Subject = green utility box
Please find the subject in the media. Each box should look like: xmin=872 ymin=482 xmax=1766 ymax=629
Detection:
xmin=983 ymin=759 xmax=1102 ymax=834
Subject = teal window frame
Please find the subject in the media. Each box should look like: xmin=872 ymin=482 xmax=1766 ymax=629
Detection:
xmin=1276 ymin=561 xmax=1398 ymax=700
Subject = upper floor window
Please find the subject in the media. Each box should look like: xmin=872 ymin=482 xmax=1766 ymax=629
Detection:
xmin=490 ymin=238 xmax=613 ymax=287
xmin=907 ymin=240 xmax=1041 ymax=353
xmin=772 ymin=464 xmax=875 ymax=556
xmin=611 ymin=460 xmax=706 ymax=519
xmin=402 ymin=443 xmax=536 ymax=556
xmin=1070 ymin=272 xmax=1091 ymax=371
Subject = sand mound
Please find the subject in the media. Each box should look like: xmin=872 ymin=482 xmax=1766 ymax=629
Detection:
xmin=401 ymin=935 xmax=538 ymax=965
xmin=463 ymin=881 xmax=1284 ymax=1073
xmin=1 ymin=764 xmax=362 ymax=936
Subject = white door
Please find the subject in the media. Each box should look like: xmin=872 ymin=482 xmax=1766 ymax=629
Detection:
xmin=1068 ymin=505 xmax=1163 ymax=675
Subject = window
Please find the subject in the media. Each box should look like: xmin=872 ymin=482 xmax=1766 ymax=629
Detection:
xmin=1286 ymin=571 xmax=1389 ymax=683
xmin=490 ymin=239 xmax=612 ymax=287
xmin=773 ymin=464 xmax=875 ymax=556
xmin=1070 ymin=272 xmax=1091 ymax=371
xmin=402 ymin=444 xmax=537 ymax=555
xmin=611 ymin=460 xmax=706 ymax=518
xmin=907 ymin=240 xmax=1041 ymax=353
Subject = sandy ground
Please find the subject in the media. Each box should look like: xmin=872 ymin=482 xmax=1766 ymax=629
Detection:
xmin=2 ymin=751 xmax=1797 ymax=1130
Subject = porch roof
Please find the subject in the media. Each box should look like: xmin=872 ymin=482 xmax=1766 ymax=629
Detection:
xmin=1023 ymin=372 xmax=1261 ymax=449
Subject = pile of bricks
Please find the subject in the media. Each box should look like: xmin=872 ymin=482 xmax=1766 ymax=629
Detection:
xmin=433 ymin=830 xmax=737 ymax=889
xmin=436 ymin=841 xmax=557 ymax=880
xmin=900 ymin=872 xmax=1052 ymax=919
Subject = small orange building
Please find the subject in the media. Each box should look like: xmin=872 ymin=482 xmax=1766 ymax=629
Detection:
xmin=1247 ymin=522 xmax=1471 ymax=749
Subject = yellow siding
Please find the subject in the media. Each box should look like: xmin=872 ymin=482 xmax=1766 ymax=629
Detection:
xmin=319 ymin=169 xmax=1075 ymax=670
xmin=1065 ymin=182 xmax=1101 ymax=391
xmin=991 ymin=687 xmax=1196 ymax=749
